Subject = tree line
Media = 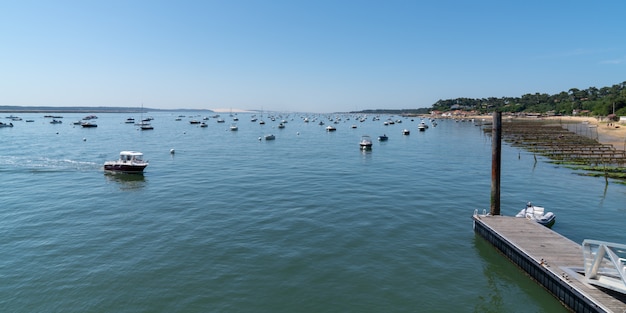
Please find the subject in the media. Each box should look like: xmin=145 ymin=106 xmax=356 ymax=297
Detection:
xmin=430 ymin=81 xmax=626 ymax=117
xmin=355 ymin=81 xmax=626 ymax=117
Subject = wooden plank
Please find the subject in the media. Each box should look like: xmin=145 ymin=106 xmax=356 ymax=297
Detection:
xmin=474 ymin=215 xmax=626 ymax=312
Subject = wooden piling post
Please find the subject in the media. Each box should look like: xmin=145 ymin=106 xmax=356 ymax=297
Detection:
xmin=491 ymin=111 xmax=502 ymax=215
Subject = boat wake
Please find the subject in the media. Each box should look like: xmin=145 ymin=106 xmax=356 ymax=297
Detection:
xmin=0 ymin=156 xmax=100 ymax=172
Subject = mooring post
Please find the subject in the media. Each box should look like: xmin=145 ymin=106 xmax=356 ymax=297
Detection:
xmin=491 ymin=111 xmax=502 ymax=215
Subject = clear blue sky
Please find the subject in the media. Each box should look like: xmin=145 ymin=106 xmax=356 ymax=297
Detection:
xmin=1 ymin=0 xmax=625 ymax=113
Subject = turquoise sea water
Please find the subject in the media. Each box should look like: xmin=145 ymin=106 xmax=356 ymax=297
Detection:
xmin=1 ymin=112 xmax=625 ymax=312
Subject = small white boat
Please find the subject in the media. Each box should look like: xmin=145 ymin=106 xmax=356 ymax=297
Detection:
xmin=326 ymin=125 xmax=336 ymax=132
xmin=81 ymin=122 xmax=98 ymax=128
xmin=360 ymin=135 xmax=373 ymax=150
xmin=515 ymin=202 xmax=556 ymax=228
xmin=230 ymin=124 xmax=238 ymax=131
xmin=104 ymin=151 xmax=148 ymax=173
xmin=125 ymin=117 xmax=135 ymax=124
xmin=402 ymin=129 xmax=410 ymax=135
xmin=139 ymin=122 xmax=153 ymax=130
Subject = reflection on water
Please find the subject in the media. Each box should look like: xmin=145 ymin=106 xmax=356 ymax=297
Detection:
xmin=104 ymin=172 xmax=146 ymax=191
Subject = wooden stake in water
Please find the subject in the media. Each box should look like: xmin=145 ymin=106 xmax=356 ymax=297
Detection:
xmin=491 ymin=111 xmax=502 ymax=215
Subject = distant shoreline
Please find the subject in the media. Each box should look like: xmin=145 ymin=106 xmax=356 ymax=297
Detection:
xmin=0 ymin=106 xmax=214 ymax=113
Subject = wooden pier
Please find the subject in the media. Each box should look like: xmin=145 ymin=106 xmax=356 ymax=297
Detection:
xmin=473 ymin=214 xmax=626 ymax=312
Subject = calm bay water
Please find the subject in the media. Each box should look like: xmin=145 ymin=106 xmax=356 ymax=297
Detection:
xmin=2 ymin=112 xmax=626 ymax=312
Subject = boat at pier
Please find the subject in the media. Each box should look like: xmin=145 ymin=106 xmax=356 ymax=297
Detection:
xmin=515 ymin=202 xmax=556 ymax=228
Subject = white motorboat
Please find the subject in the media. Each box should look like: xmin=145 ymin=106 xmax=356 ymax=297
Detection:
xmin=515 ymin=202 xmax=556 ymax=228
xmin=360 ymin=135 xmax=373 ymax=150
xmin=104 ymin=151 xmax=148 ymax=173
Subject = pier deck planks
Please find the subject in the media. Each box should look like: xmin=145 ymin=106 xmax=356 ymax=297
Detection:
xmin=473 ymin=214 xmax=626 ymax=312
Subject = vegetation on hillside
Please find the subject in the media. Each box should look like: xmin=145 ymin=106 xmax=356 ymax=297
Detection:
xmin=431 ymin=81 xmax=626 ymax=117
xmin=355 ymin=81 xmax=626 ymax=117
